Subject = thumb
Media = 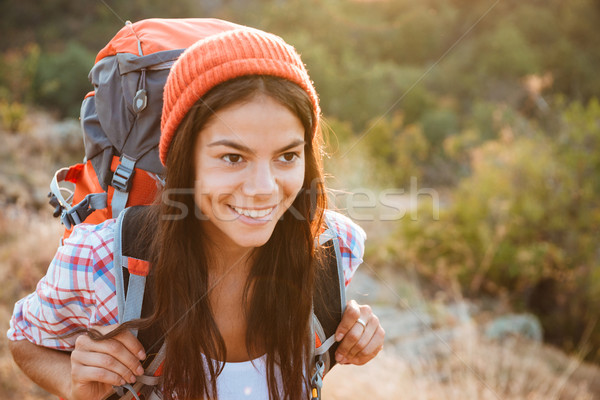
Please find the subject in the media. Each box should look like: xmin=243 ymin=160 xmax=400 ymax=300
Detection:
xmin=335 ymin=300 xmax=361 ymax=342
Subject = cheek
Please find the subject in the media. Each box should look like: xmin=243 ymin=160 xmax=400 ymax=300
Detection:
xmin=193 ymin=178 xmax=207 ymax=212
xmin=282 ymin=163 xmax=306 ymax=200
xmin=194 ymin=175 xmax=229 ymax=209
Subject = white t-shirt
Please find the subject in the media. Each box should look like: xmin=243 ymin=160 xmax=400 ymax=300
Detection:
xmin=216 ymin=355 xmax=273 ymax=399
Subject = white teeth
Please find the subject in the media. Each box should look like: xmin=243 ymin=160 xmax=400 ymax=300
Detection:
xmin=232 ymin=206 xmax=274 ymax=218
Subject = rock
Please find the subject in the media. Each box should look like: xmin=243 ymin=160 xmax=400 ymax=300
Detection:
xmin=372 ymin=305 xmax=433 ymax=341
xmin=484 ymin=313 xmax=543 ymax=342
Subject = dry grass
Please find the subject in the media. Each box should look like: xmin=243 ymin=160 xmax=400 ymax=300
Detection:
xmin=324 ymin=332 xmax=599 ymax=400
xmin=0 ymin=208 xmax=63 ymax=399
xmin=0 ymin=112 xmax=71 ymax=398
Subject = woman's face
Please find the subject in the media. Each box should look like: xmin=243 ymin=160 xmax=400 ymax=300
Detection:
xmin=194 ymin=94 xmax=306 ymax=251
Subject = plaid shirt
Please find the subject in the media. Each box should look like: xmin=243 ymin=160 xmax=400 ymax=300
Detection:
xmin=7 ymin=210 xmax=366 ymax=350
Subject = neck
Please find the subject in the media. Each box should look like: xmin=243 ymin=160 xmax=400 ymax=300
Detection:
xmin=205 ymin=241 xmax=256 ymax=276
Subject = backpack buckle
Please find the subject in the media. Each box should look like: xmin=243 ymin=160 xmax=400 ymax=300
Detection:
xmin=310 ymin=357 xmax=325 ymax=400
xmin=112 ymin=155 xmax=137 ymax=193
xmin=59 ymin=193 xmax=108 ymax=229
xmin=61 ymin=195 xmax=94 ymax=230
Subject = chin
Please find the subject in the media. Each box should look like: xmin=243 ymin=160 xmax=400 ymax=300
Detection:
xmin=218 ymin=224 xmax=273 ymax=249
xmin=234 ymin=232 xmax=273 ymax=249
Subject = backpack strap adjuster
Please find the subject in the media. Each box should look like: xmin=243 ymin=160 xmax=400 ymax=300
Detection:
xmin=111 ymin=155 xmax=137 ymax=219
xmin=112 ymin=155 xmax=136 ymax=193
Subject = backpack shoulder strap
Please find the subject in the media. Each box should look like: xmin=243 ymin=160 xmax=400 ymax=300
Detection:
xmin=313 ymin=238 xmax=345 ymax=365
xmin=112 ymin=205 xmax=164 ymax=400
xmin=310 ymin=216 xmax=348 ymax=399
xmin=114 ymin=206 xmax=151 ymax=335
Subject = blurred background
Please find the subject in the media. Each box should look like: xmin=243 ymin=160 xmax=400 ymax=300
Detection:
xmin=0 ymin=0 xmax=599 ymax=399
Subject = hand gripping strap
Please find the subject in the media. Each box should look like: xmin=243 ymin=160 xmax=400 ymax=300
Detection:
xmin=116 ymin=342 xmax=166 ymax=400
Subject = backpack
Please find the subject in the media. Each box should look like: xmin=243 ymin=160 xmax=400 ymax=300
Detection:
xmin=46 ymin=19 xmax=346 ymax=400
xmin=48 ymin=18 xmax=245 ymax=238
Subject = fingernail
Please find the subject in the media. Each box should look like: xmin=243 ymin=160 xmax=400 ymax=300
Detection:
xmin=335 ymin=352 xmax=343 ymax=362
xmin=136 ymin=365 xmax=145 ymax=375
xmin=120 ymin=379 xmax=126 ymax=386
xmin=138 ymin=350 xmax=146 ymax=360
xmin=335 ymin=333 xmax=343 ymax=342
xmin=128 ymin=374 xmax=137 ymax=384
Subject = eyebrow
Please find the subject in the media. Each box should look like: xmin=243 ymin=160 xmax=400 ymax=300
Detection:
xmin=207 ymin=139 xmax=306 ymax=153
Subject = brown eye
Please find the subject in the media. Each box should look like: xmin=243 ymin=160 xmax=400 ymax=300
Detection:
xmin=223 ymin=154 xmax=243 ymax=164
xmin=279 ymin=152 xmax=298 ymax=163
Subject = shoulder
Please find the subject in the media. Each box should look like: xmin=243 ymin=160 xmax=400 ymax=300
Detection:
xmin=320 ymin=210 xmax=367 ymax=286
xmin=64 ymin=219 xmax=117 ymax=253
xmin=52 ymin=219 xmax=119 ymax=303
xmin=60 ymin=220 xmax=116 ymax=271
xmin=322 ymin=210 xmax=367 ymax=248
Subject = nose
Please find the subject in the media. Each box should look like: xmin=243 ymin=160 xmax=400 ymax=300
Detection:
xmin=243 ymin=161 xmax=277 ymax=197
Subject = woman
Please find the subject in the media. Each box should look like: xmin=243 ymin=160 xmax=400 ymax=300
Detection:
xmin=8 ymin=24 xmax=384 ymax=400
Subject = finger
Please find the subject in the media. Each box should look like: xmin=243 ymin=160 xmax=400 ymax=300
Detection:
xmin=72 ymin=364 xmax=127 ymax=388
xmin=335 ymin=300 xmax=361 ymax=342
xmin=346 ymin=314 xmax=379 ymax=359
xmin=75 ymin=334 xmax=145 ymax=380
xmin=334 ymin=322 xmax=365 ymax=363
xmin=93 ymin=325 xmax=147 ymax=361
xmin=72 ymin=346 xmax=140 ymax=384
xmin=346 ymin=325 xmax=385 ymax=366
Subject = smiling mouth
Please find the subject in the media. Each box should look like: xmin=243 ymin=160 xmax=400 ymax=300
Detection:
xmin=230 ymin=205 xmax=275 ymax=219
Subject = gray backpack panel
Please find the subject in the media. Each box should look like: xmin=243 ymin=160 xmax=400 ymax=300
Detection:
xmin=81 ymin=49 xmax=185 ymax=189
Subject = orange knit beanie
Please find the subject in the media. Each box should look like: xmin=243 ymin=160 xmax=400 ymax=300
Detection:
xmin=160 ymin=26 xmax=320 ymax=166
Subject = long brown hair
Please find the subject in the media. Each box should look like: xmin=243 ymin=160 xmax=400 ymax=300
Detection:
xmin=146 ymin=75 xmax=326 ymax=399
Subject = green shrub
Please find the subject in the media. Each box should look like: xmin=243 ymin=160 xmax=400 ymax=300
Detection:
xmin=475 ymin=24 xmax=540 ymax=79
xmin=0 ymin=44 xmax=40 ymax=104
xmin=394 ymin=98 xmax=600 ymax=360
xmin=421 ymin=109 xmax=459 ymax=149
xmin=33 ymin=41 xmax=94 ymax=117
xmin=360 ymin=115 xmax=429 ymax=188
xmin=0 ymin=101 xmax=26 ymax=132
